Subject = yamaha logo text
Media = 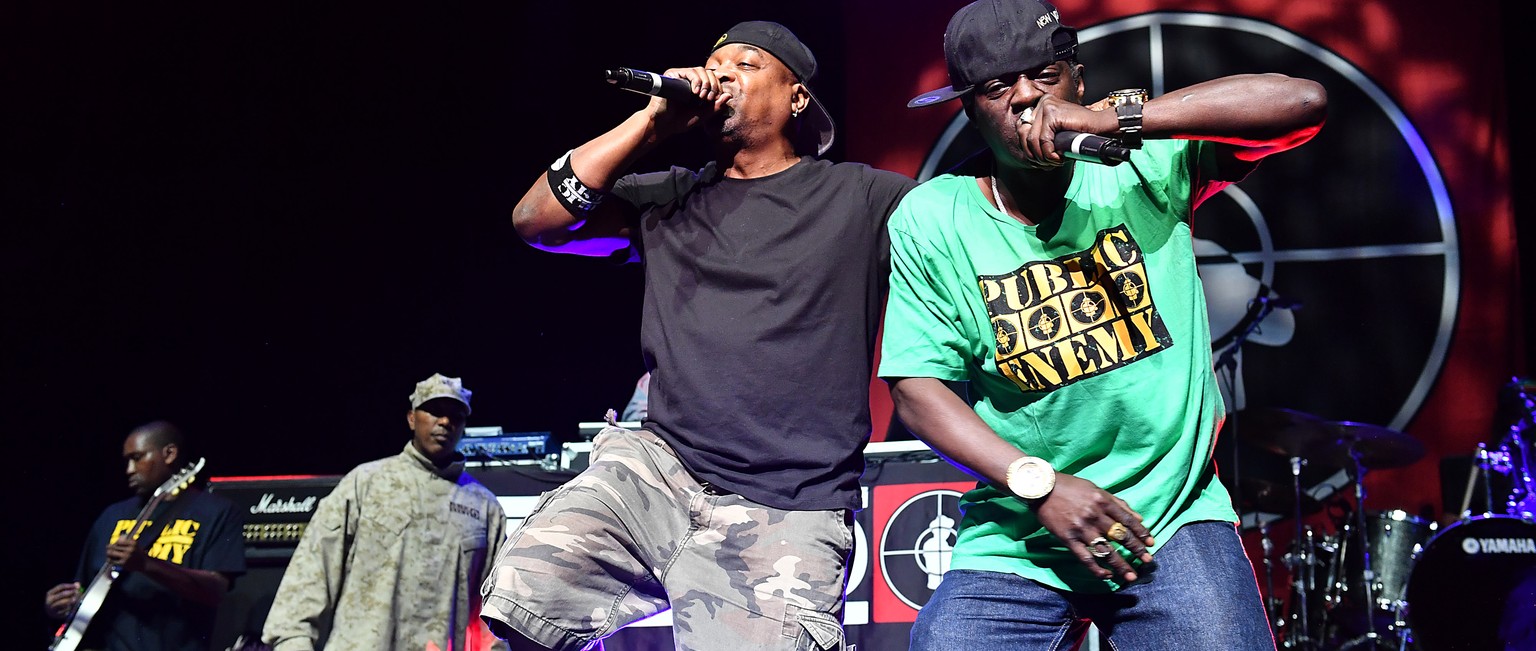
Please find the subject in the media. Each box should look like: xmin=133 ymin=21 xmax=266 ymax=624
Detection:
xmin=1460 ymin=537 xmax=1536 ymax=554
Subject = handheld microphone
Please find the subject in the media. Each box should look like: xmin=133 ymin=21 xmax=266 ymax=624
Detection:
xmin=604 ymin=67 xmax=696 ymax=102
xmin=1055 ymin=131 xmax=1132 ymax=166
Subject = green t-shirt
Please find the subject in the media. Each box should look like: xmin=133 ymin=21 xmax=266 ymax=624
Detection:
xmin=879 ymin=139 xmax=1237 ymax=592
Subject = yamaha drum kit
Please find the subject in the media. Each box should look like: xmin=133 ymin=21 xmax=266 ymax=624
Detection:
xmin=1221 ymin=379 xmax=1536 ymax=650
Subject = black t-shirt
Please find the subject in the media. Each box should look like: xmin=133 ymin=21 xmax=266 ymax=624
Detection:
xmin=612 ymin=157 xmax=916 ymax=510
xmin=73 ymin=489 xmax=247 ymax=651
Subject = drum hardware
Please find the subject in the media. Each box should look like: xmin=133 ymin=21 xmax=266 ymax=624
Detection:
xmin=1289 ymin=455 xmax=1318 ymax=649
xmin=1223 ymin=408 xmax=1337 ymax=523
xmin=1258 ymin=522 xmax=1280 ymax=628
xmin=1498 ymin=381 xmax=1535 ymax=517
xmin=1278 ymin=524 xmax=1330 ymax=649
xmin=1228 ymin=408 xmax=1334 ymax=460
xmin=1458 ymin=440 xmax=1523 ymax=516
xmin=1233 ymin=384 xmax=1536 ymax=650
xmin=1326 ymin=509 xmax=1434 ymax=647
xmin=1298 ymin=418 xmax=1425 ymax=647
xmin=1317 ymin=421 xmax=1428 ymax=473
xmin=1220 ymin=407 xmax=1338 ymax=648
xmin=1457 ymin=379 xmax=1536 ymax=520
xmin=1237 ymin=476 xmax=1324 ymax=516
xmin=1459 ymin=441 xmax=1496 ymax=516
xmin=1328 ymin=426 xmax=1421 ymax=646
xmin=1223 ymin=408 xmax=1429 ymax=650
xmin=1347 ymin=450 xmax=1381 ymax=643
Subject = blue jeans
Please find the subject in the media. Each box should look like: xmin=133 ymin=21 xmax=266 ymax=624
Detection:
xmin=910 ymin=521 xmax=1275 ymax=650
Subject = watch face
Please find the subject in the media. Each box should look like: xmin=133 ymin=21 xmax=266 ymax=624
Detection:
xmin=1109 ymin=88 xmax=1148 ymax=105
xmin=1009 ymin=459 xmax=1053 ymax=497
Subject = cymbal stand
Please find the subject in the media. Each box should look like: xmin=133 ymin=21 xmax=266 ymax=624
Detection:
xmin=1504 ymin=396 xmax=1534 ymax=516
xmin=1476 ymin=442 xmax=1495 ymax=515
xmin=1258 ymin=522 xmax=1280 ymax=631
xmin=1284 ymin=455 xmax=1318 ymax=650
xmin=1347 ymin=445 xmax=1380 ymax=646
xmin=1452 ymin=441 xmax=1498 ymax=520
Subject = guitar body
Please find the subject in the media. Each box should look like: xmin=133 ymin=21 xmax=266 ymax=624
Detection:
xmin=47 ymin=457 xmax=205 ymax=650
xmin=48 ymin=569 xmax=114 ymax=651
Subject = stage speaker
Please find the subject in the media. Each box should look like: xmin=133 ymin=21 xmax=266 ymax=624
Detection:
xmin=206 ymin=475 xmax=343 ymax=651
xmin=211 ymin=550 xmax=296 ymax=651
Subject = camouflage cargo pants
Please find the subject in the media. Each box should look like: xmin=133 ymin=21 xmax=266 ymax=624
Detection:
xmin=480 ymin=426 xmax=853 ymax=651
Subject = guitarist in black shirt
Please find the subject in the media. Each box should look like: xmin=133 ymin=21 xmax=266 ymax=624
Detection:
xmin=44 ymin=421 xmax=246 ymax=651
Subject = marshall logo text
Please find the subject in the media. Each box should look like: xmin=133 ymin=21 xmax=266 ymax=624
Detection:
xmin=250 ymin=493 xmax=320 ymax=515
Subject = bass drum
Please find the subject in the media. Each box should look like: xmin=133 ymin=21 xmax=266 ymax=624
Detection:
xmin=1405 ymin=516 xmax=1536 ymax=650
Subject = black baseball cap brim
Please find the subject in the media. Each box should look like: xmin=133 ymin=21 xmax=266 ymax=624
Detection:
xmin=908 ymin=86 xmax=972 ymax=109
xmin=907 ymin=0 xmax=1078 ymax=110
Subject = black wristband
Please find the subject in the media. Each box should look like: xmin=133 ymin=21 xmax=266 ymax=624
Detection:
xmin=1108 ymin=88 xmax=1148 ymax=150
xmin=547 ymin=149 xmax=606 ymax=215
xmin=1115 ymin=103 xmax=1144 ymax=150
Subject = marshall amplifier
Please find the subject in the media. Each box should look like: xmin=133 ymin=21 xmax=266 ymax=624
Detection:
xmin=207 ymin=474 xmax=342 ymax=552
xmin=207 ymin=474 xmax=342 ymax=651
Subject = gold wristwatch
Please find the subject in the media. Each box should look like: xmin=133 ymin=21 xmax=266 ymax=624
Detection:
xmin=1107 ymin=88 xmax=1149 ymax=149
xmin=1005 ymin=455 xmax=1056 ymax=500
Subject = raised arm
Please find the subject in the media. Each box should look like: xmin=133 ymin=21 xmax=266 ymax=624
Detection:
xmin=513 ymin=67 xmax=732 ymax=256
xmin=1138 ymin=73 xmax=1328 ymax=161
xmin=1032 ymin=72 xmax=1328 ymax=166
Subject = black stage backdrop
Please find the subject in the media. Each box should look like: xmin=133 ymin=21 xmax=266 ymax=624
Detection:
xmin=3 ymin=1 xmax=1529 ymax=648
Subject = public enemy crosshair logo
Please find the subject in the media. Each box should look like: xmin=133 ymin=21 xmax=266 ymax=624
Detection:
xmin=879 ymin=489 xmax=964 ymax=610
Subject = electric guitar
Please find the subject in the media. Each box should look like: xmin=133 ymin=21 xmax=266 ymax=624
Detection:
xmin=49 ymin=457 xmax=206 ymax=651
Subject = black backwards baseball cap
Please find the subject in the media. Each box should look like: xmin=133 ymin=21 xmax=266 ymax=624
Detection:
xmin=712 ymin=20 xmax=835 ymax=156
xmin=907 ymin=0 xmax=1078 ymax=109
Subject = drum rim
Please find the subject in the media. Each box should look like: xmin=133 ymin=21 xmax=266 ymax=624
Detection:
xmin=1422 ymin=512 xmax=1536 ymax=544
xmin=1363 ymin=507 xmax=1435 ymax=528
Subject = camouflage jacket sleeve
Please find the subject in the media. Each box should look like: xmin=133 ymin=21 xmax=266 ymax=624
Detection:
xmin=260 ymin=471 xmax=360 ymax=651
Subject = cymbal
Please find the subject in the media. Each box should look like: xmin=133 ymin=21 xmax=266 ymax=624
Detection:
xmin=1233 ymin=476 xmax=1324 ymax=516
xmin=1227 ymin=407 xmax=1334 ymax=460
xmin=1316 ymin=421 xmax=1426 ymax=470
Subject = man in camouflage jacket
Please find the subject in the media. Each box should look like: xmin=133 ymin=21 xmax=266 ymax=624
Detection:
xmin=262 ymin=373 xmax=508 ymax=651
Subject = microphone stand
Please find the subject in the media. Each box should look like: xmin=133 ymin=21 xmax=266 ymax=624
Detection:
xmin=1213 ymin=293 xmax=1283 ymax=529
xmin=1211 ymin=291 xmax=1290 ymax=642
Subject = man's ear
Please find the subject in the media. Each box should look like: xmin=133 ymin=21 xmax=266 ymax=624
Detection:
xmin=791 ymin=83 xmax=811 ymax=116
xmin=162 ymin=443 xmax=180 ymax=467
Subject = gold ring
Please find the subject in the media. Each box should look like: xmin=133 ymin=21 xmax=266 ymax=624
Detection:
xmin=1088 ymin=537 xmax=1111 ymax=558
xmin=1107 ymin=522 xmax=1129 ymax=542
